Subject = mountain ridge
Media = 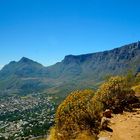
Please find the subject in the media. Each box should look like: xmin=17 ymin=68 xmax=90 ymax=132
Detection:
xmin=0 ymin=41 xmax=140 ymax=95
xmin=63 ymin=41 xmax=140 ymax=60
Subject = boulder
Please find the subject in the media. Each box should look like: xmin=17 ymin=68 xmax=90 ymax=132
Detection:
xmin=101 ymin=117 xmax=110 ymax=129
xmin=103 ymin=109 xmax=112 ymax=118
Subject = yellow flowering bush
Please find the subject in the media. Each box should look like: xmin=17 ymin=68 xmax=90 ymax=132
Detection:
xmin=94 ymin=76 xmax=136 ymax=113
xmin=75 ymin=131 xmax=96 ymax=140
xmin=132 ymin=85 xmax=140 ymax=97
xmin=54 ymin=89 xmax=102 ymax=140
xmin=48 ymin=127 xmax=57 ymax=140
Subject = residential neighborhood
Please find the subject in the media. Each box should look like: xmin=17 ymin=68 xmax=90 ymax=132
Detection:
xmin=0 ymin=93 xmax=55 ymax=140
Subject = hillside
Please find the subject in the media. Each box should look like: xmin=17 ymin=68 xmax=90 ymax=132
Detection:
xmin=46 ymin=41 xmax=140 ymax=90
xmin=99 ymin=108 xmax=140 ymax=140
xmin=0 ymin=41 xmax=140 ymax=95
xmin=0 ymin=57 xmax=50 ymax=95
xmin=47 ymin=41 xmax=140 ymax=81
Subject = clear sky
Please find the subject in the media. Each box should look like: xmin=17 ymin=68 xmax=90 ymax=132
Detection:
xmin=0 ymin=0 xmax=140 ymax=68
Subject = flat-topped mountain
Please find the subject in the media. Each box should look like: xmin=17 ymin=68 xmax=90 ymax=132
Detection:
xmin=46 ymin=41 xmax=140 ymax=82
xmin=0 ymin=41 xmax=140 ymax=95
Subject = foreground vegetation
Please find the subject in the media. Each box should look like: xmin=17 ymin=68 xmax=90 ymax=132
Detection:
xmin=48 ymin=74 xmax=140 ymax=140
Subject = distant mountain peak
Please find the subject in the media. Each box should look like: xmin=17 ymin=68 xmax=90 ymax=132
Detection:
xmin=18 ymin=57 xmax=43 ymax=66
xmin=9 ymin=61 xmax=16 ymax=64
xmin=137 ymin=41 xmax=140 ymax=48
xmin=124 ymin=41 xmax=140 ymax=49
xmin=19 ymin=57 xmax=34 ymax=63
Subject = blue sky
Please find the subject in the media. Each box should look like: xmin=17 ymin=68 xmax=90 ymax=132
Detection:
xmin=0 ymin=0 xmax=140 ymax=68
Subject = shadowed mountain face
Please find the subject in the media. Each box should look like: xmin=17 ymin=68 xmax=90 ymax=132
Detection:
xmin=0 ymin=42 xmax=140 ymax=95
xmin=0 ymin=57 xmax=46 ymax=78
xmin=0 ymin=57 xmax=50 ymax=95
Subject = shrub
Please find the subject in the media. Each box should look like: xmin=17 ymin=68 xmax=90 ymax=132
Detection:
xmin=54 ymin=89 xmax=101 ymax=140
xmin=94 ymin=76 xmax=136 ymax=113
xmin=48 ymin=127 xmax=57 ymax=140
xmin=50 ymin=76 xmax=138 ymax=140
xmin=75 ymin=131 xmax=96 ymax=140
xmin=132 ymin=85 xmax=140 ymax=97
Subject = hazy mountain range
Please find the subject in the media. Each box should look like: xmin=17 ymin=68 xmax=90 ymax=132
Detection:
xmin=0 ymin=41 xmax=140 ymax=96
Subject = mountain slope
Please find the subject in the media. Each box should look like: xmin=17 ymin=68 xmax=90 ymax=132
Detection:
xmin=0 ymin=41 xmax=140 ymax=95
xmin=0 ymin=57 xmax=50 ymax=95
xmin=46 ymin=41 xmax=140 ymax=86
xmin=0 ymin=57 xmax=46 ymax=78
xmin=99 ymin=109 xmax=140 ymax=140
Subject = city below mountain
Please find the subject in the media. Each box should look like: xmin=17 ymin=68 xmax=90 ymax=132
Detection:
xmin=0 ymin=41 xmax=140 ymax=96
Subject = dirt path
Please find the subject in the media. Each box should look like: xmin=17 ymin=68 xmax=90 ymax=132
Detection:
xmin=99 ymin=109 xmax=140 ymax=140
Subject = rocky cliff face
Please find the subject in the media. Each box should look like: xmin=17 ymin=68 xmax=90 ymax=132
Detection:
xmin=47 ymin=41 xmax=140 ymax=82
